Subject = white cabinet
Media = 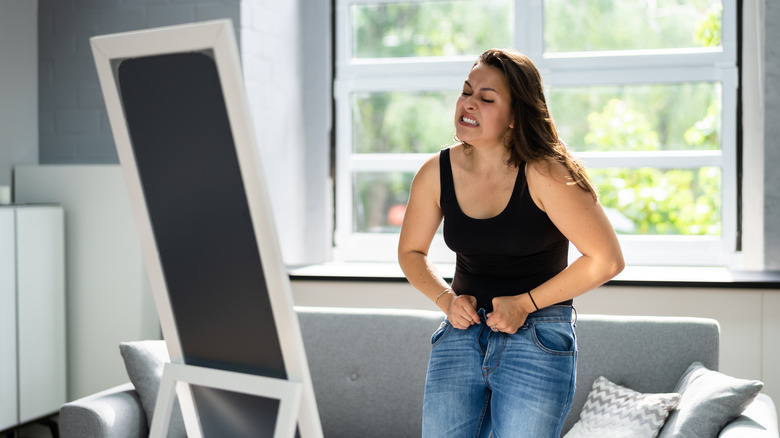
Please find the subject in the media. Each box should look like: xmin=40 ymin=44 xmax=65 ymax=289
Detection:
xmin=0 ymin=208 xmax=16 ymax=430
xmin=0 ymin=205 xmax=65 ymax=431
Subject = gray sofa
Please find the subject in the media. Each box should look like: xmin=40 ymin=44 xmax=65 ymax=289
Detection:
xmin=60 ymin=307 xmax=778 ymax=437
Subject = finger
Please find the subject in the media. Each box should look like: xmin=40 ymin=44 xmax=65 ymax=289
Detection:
xmin=463 ymin=304 xmax=480 ymax=324
xmin=452 ymin=311 xmax=472 ymax=326
xmin=455 ymin=302 xmax=475 ymax=324
xmin=460 ymin=312 xmax=475 ymax=326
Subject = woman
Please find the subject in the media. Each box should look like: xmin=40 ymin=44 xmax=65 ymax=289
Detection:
xmin=398 ymin=49 xmax=624 ymax=438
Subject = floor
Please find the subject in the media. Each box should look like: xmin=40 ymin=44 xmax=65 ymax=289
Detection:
xmin=0 ymin=416 xmax=58 ymax=438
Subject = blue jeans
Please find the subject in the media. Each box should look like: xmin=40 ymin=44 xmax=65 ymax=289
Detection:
xmin=422 ymin=306 xmax=577 ymax=438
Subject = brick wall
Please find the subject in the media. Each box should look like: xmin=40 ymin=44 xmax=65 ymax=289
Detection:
xmin=0 ymin=0 xmax=37 ymax=188
xmin=38 ymin=0 xmax=240 ymax=164
xmin=38 ymin=0 xmax=242 ymax=164
xmin=240 ymin=0 xmax=333 ymax=264
xmin=36 ymin=0 xmax=328 ymax=264
xmin=765 ymin=0 xmax=780 ymax=269
xmin=239 ymin=0 xmax=309 ymax=263
xmin=26 ymin=0 xmax=780 ymax=268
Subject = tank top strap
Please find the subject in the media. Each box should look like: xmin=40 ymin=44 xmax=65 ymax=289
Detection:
xmin=516 ymin=160 xmax=528 ymax=196
xmin=439 ymin=148 xmax=456 ymax=207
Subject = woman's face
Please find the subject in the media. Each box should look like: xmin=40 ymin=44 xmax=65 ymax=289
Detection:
xmin=454 ymin=62 xmax=514 ymax=148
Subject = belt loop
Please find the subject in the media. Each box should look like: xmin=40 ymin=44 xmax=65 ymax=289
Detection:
xmin=572 ymin=306 xmax=578 ymax=326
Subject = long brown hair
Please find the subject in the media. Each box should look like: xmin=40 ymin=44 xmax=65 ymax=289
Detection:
xmin=467 ymin=48 xmax=598 ymax=201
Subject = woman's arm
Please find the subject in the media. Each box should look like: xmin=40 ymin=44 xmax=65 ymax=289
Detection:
xmin=487 ymin=158 xmax=625 ymax=333
xmin=398 ymin=154 xmax=480 ymax=329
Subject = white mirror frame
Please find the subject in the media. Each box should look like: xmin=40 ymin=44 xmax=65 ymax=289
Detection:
xmin=90 ymin=20 xmax=323 ymax=438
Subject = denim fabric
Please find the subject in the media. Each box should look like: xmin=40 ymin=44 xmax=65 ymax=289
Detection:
xmin=422 ymin=305 xmax=577 ymax=438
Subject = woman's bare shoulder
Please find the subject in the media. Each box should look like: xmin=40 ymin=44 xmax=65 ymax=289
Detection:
xmin=525 ymin=157 xmax=572 ymax=187
xmin=413 ymin=148 xmax=447 ymax=187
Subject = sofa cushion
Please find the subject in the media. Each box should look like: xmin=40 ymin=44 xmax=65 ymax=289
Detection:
xmin=563 ymin=376 xmax=680 ymax=438
xmin=658 ymin=361 xmax=764 ymax=438
xmin=119 ymin=340 xmax=187 ymax=438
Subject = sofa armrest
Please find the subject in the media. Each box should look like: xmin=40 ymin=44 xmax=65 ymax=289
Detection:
xmin=59 ymin=382 xmax=149 ymax=438
xmin=719 ymin=394 xmax=779 ymax=438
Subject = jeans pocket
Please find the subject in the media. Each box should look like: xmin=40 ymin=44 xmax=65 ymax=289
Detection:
xmin=430 ymin=320 xmax=453 ymax=348
xmin=531 ymin=321 xmax=576 ymax=356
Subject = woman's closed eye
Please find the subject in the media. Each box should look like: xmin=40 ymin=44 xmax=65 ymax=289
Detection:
xmin=461 ymin=91 xmax=494 ymax=103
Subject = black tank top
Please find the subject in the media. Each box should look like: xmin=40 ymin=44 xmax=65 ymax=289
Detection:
xmin=440 ymin=148 xmax=572 ymax=312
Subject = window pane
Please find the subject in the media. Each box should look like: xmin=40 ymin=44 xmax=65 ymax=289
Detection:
xmin=352 ymin=91 xmax=458 ymax=153
xmin=548 ymin=82 xmax=721 ymax=152
xmin=544 ymin=0 xmax=722 ymax=53
xmin=353 ymin=172 xmax=415 ymax=233
xmin=593 ymin=167 xmax=721 ymax=236
xmin=351 ymin=0 xmax=512 ymax=59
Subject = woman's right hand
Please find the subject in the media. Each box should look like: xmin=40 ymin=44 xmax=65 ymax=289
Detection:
xmin=444 ymin=294 xmax=480 ymax=329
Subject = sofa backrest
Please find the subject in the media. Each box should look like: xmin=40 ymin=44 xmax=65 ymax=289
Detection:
xmin=296 ymin=307 xmax=720 ymax=437
xmin=297 ymin=307 xmax=442 ymax=438
xmin=568 ymin=314 xmax=720 ymax=432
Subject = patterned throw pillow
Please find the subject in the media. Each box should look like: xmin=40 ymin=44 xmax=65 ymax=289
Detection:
xmin=564 ymin=376 xmax=681 ymax=438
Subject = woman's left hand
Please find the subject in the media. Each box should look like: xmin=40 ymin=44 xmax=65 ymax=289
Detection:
xmin=485 ymin=295 xmax=530 ymax=334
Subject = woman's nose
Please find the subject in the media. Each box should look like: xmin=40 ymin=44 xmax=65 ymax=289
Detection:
xmin=464 ymin=95 xmax=477 ymax=110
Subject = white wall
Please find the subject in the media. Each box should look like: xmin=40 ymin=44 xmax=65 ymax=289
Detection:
xmin=291 ymin=279 xmax=780 ymax=420
xmin=14 ymin=166 xmax=159 ymax=400
xmin=0 ymin=0 xmax=38 ymax=188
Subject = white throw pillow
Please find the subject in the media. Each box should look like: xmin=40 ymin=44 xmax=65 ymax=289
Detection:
xmin=564 ymin=376 xmax=680 ymax=438
xmin=657 ymin=362 xmax=764 ymax=438
xmin=119 ymin=340 xmax=187 ymax=438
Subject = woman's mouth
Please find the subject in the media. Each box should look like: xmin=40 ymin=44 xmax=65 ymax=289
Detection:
xmin=461 ymin=115 xmax=479 ymax=126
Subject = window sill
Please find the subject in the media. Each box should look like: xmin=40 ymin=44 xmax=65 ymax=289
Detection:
xmin=288 ymin=263 xmax=780 ymax=289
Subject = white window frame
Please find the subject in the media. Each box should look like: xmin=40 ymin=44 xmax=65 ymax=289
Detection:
xmin=334 ymin=0 xmax=738 ymax=266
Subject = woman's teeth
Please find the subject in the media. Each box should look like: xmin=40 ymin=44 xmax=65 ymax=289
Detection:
xmin=462 ymin=116 xmax=478 ymax=126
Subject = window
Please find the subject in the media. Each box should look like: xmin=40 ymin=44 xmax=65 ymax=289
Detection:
xmin=334 ymin=0 xmax=737 ymax=266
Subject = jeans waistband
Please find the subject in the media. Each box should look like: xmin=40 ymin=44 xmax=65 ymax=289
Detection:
xmin=478 ymin=305 xmax=576 ymax=324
